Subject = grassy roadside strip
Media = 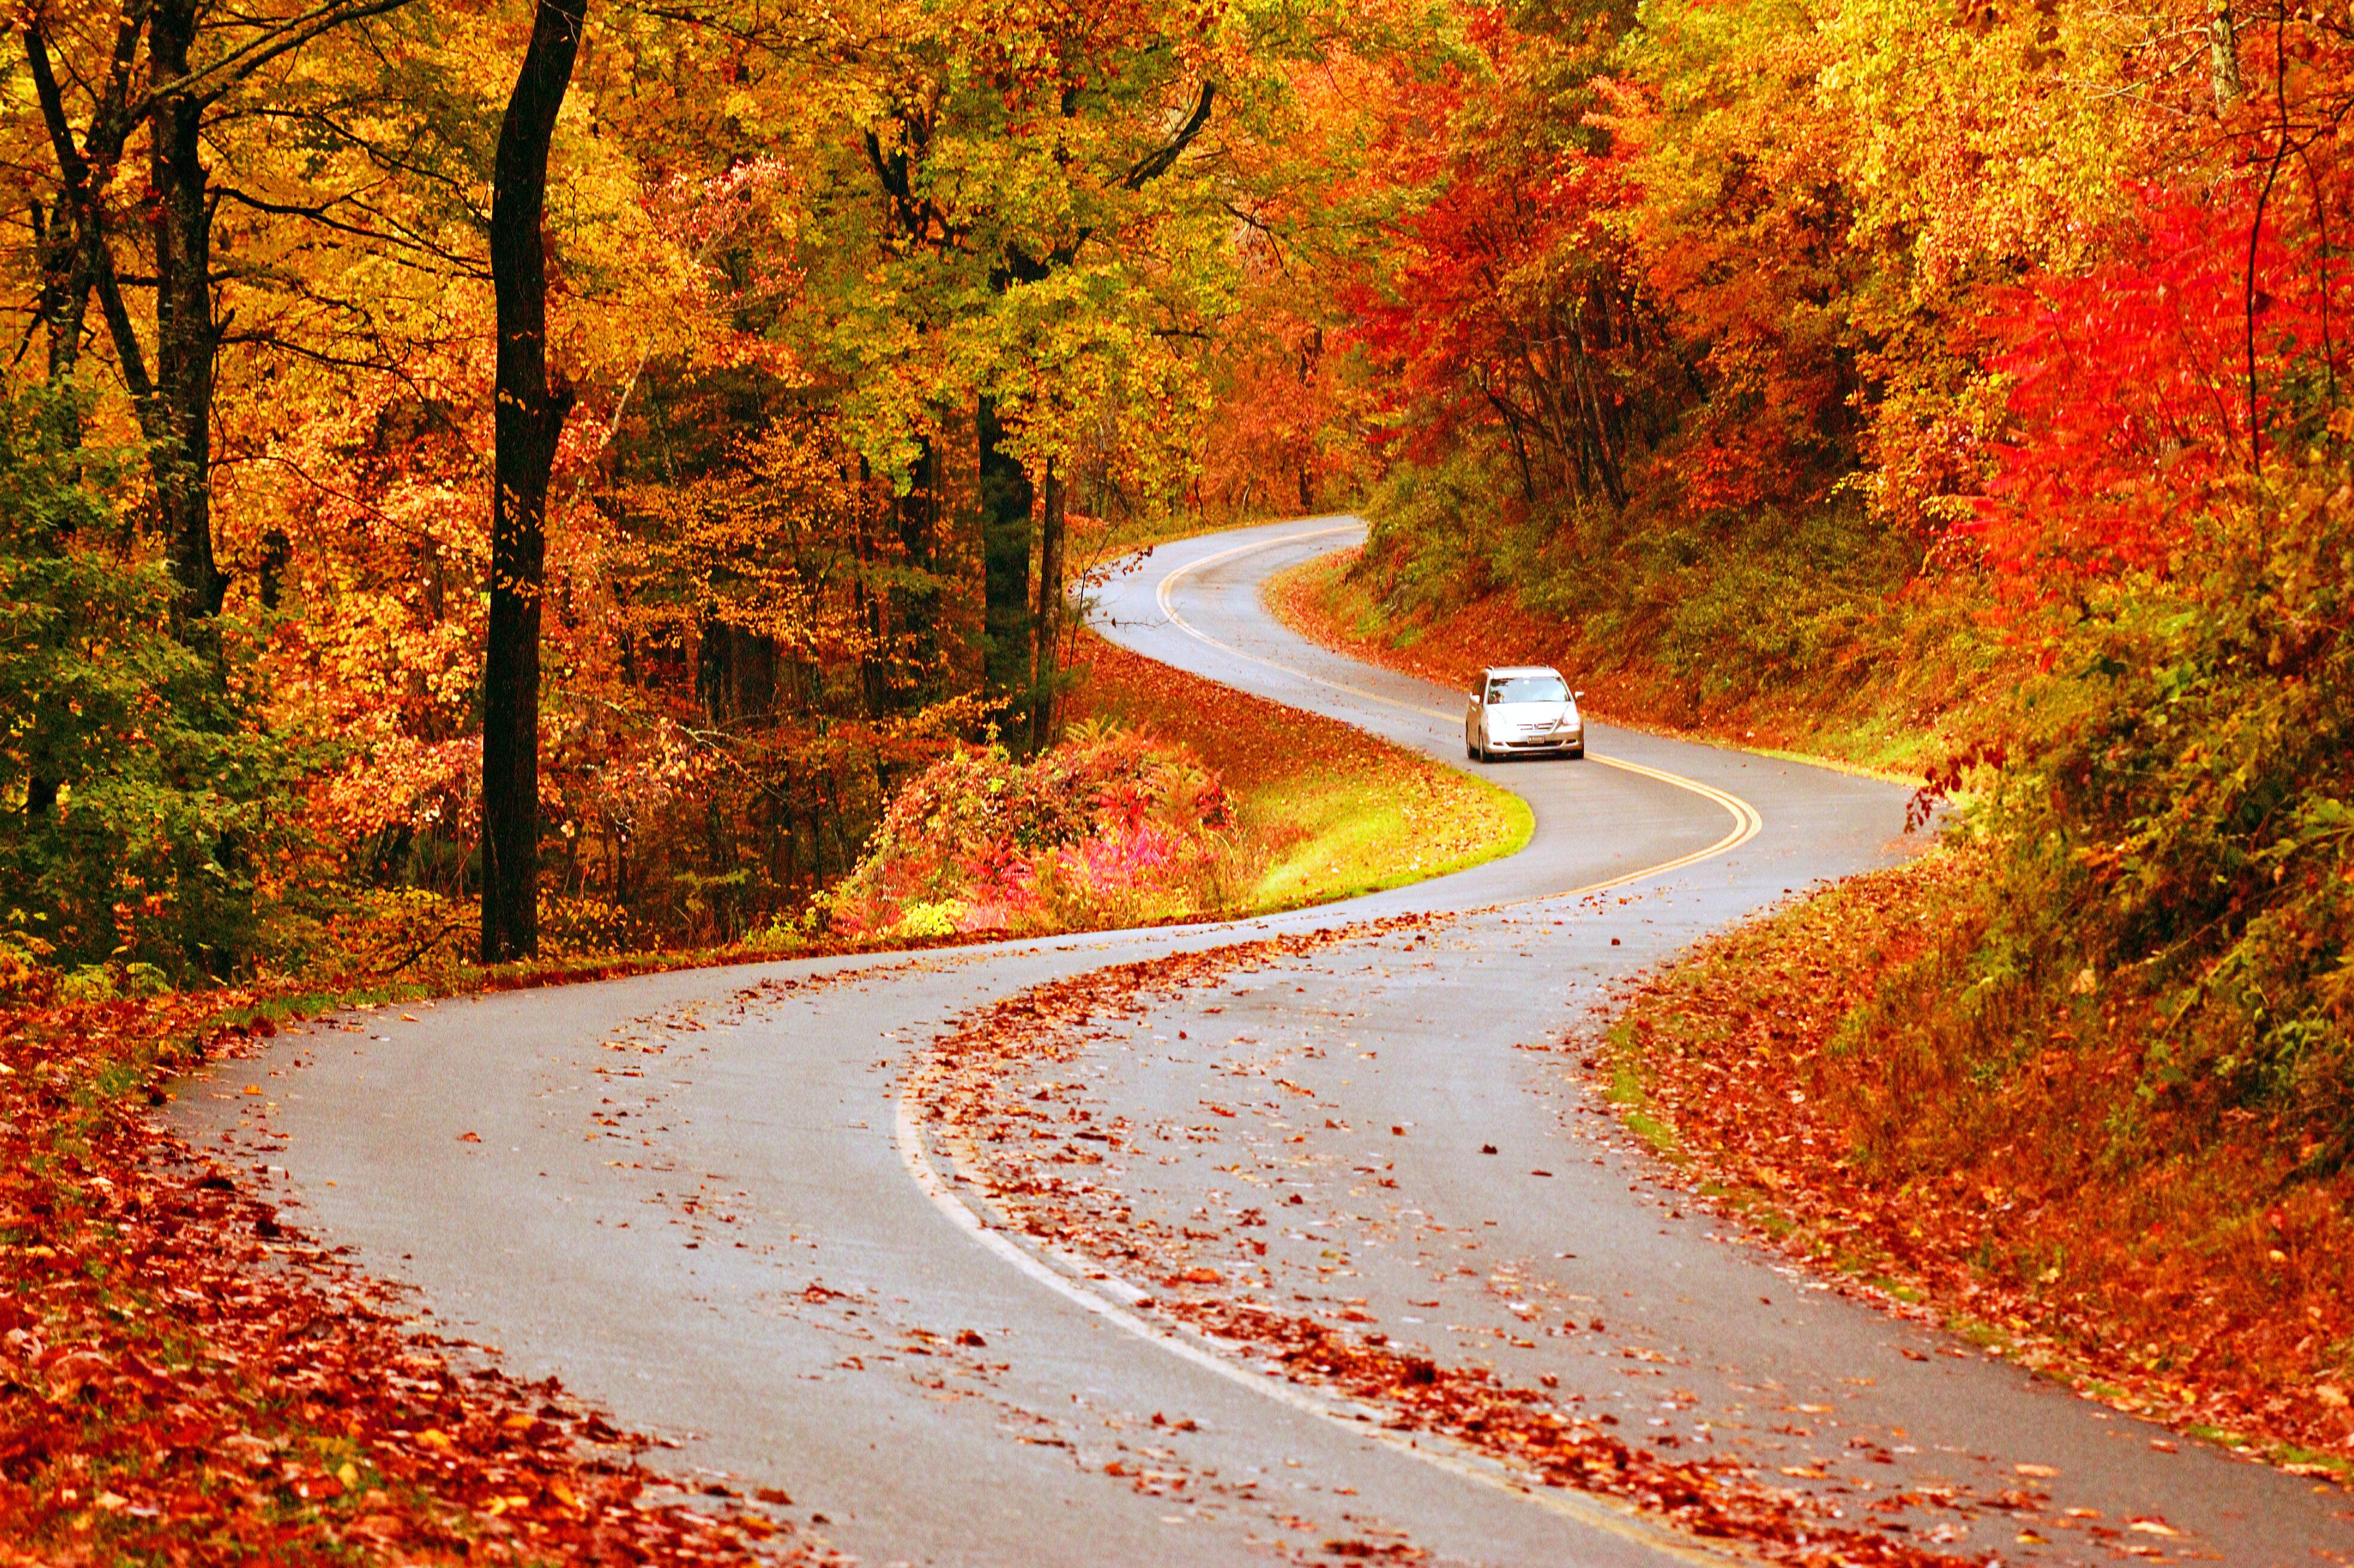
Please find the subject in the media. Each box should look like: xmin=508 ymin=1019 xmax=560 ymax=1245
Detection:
xmin=1263 ymin=545 xmax=1987 ymax=781
xmin=1585 ymin=846 xmax=2354 ymax=1482
xmin=1065 ymin=630 xmax=1531 ymax=913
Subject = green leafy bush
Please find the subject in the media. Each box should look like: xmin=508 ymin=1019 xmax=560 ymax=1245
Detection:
xmin=1973 ymin=463 xmax=2354 ymax=1152
xmin=0 ymin=388 xmax=302 ymax=984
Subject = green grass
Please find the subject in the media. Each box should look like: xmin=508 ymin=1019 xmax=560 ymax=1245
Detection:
xmin=1238 ymin=768 xmax=1532 ymax=912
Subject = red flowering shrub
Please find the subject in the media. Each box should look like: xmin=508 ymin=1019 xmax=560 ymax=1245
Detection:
xmin=825 ymin=725 xmax=1237 ymax=937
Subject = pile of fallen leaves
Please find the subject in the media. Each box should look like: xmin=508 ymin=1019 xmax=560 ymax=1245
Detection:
xmin=0 ymin=990 xmax=819 ymax=1565
xmin=1599 ymin=846 xmax=2354 ymax=1477
xmin=912 ymin=930 xmax=1978 ymax=1567
xmin=1167 ymin=1299 xmax=1977 ymax=1567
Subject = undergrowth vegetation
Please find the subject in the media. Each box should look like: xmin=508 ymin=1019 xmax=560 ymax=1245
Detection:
xmin=1599 ymin=453 xmax=2354 ymax=1467
xmin=1991 ymin=470 xmax=2354 ymax=1150
xmin=825 ymin=726 xmax=1240 ymax=938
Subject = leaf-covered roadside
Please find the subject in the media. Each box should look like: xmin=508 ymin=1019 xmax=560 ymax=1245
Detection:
xmin=1596 ymin=848 xmax=2354 ymax=1479
xmin=1261 ymin=542 xmax=1985 ymax=779
xmin=0 ymin=991 xmax=824 ymax=1565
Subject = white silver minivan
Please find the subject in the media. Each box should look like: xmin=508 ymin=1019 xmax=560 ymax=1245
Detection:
xmin=1465 ymin=665 xmax=1584 ymax=762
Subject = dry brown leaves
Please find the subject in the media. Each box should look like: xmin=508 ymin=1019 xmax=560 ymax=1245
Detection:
xmin=913 ymin=929 xmax=1983 ymax=1568
xmin=0 ymin=992 xmax=826 ymax=1566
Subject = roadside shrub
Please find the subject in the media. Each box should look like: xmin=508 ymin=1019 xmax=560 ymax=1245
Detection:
xmin=0 ymin=389 xmax=304 ymax=981
xmin=1970 ymin=453 xmax=2354 ymax=1155
xmin=827 ymin=725 xmax=1236 ymax=937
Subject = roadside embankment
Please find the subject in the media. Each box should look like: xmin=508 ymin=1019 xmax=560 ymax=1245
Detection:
xmin=1592 ymin=845 xmax=2354 ymax=1478
xmin=1265 ymin=535 xmax=2003 ymax=778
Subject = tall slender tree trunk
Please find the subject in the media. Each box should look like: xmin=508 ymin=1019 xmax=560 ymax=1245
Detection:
xmin=891 ymin=439 xmax=941 ymax=705
xmin=1029 ymin=459 xmax=1065 ymax=752
xmin=26 ymin=21 xmax=156 ymax=439
xmin=976 ymin=394 xmax=1035 ymax=743
xmin=31 ymin=198 xmax=87 ymax=384
xmin=2211 ymin=0 xmax=2241 ymax=110
xmin=148 ymin=0 xmax=228 ymax=626
xmin=480 ymin=0 xmax=586 ymax=964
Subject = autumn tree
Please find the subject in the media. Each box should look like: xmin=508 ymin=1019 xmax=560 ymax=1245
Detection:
xmin=18 ymin=0 xmax=417 ymax=629
xmin=793 ymin=0 xmax=1331 ymax=744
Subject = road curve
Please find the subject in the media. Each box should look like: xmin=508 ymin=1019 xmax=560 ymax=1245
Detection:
xmin=180 ymin=518 xmax=2347 ymax=1566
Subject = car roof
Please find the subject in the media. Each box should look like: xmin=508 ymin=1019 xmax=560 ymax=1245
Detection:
xmin=1482 ymin=665 xmax=1563 ymax=679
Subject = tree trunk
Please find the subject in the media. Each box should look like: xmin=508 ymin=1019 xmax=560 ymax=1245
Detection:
xmin=147 ymin=0 xmax=228 ymax=626
xmin=891 ymin=439 xmax=941 ymax=706
xmin=2211 ymin=0 xmax=2241 ymax=110
xmin=31 ymin=197 xmax=88 ymax=384
xmin=25 ymin=20 xmax=150 ymax=416
xmin=1029 ymin=459 xmax=1065 ymax=752
xmin=976 ymin=394 xmax=1035 ymax=742
xmin=480 ymin=0 xmax=586 ymax=964
xmin=697 ymin=619 xmax=776 ymax=726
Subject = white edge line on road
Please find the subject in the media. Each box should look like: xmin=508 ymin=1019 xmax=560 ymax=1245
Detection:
xmin=891 ymin=1090 xmax=1740 ymax=1567
xmin=884 ymin=523 xmax=1785 ymax=1563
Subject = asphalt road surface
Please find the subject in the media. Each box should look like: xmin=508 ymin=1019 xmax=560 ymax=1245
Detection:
xmin=180 ymin=518 xmax=2352 ymax=1566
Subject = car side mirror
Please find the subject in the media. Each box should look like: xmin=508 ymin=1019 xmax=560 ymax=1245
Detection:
xmin=1573 ymin=689 xmax=1586 ymax=701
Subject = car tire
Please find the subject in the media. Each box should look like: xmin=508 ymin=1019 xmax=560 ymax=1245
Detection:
xmin=1568 ymin=745 xmax=1584 ymax=759
xmin=1466 ymin=736 xmax=1479 ymax=761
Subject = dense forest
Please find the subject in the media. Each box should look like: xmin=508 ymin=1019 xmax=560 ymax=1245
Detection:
xmin=1 ymin=0 xmax=2347 ymax=1137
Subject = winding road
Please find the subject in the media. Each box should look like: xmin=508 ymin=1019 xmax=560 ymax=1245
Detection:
xmin=182 ymin=519 xmax=2349 ymax=1566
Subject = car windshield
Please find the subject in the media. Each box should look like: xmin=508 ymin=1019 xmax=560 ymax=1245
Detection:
xmin=1487 ymin=675 xmax=1567 ymax=704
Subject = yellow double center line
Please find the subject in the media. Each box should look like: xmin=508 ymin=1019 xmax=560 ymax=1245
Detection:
xmin=1152 ymin=523 xmax=1765 ymax=893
